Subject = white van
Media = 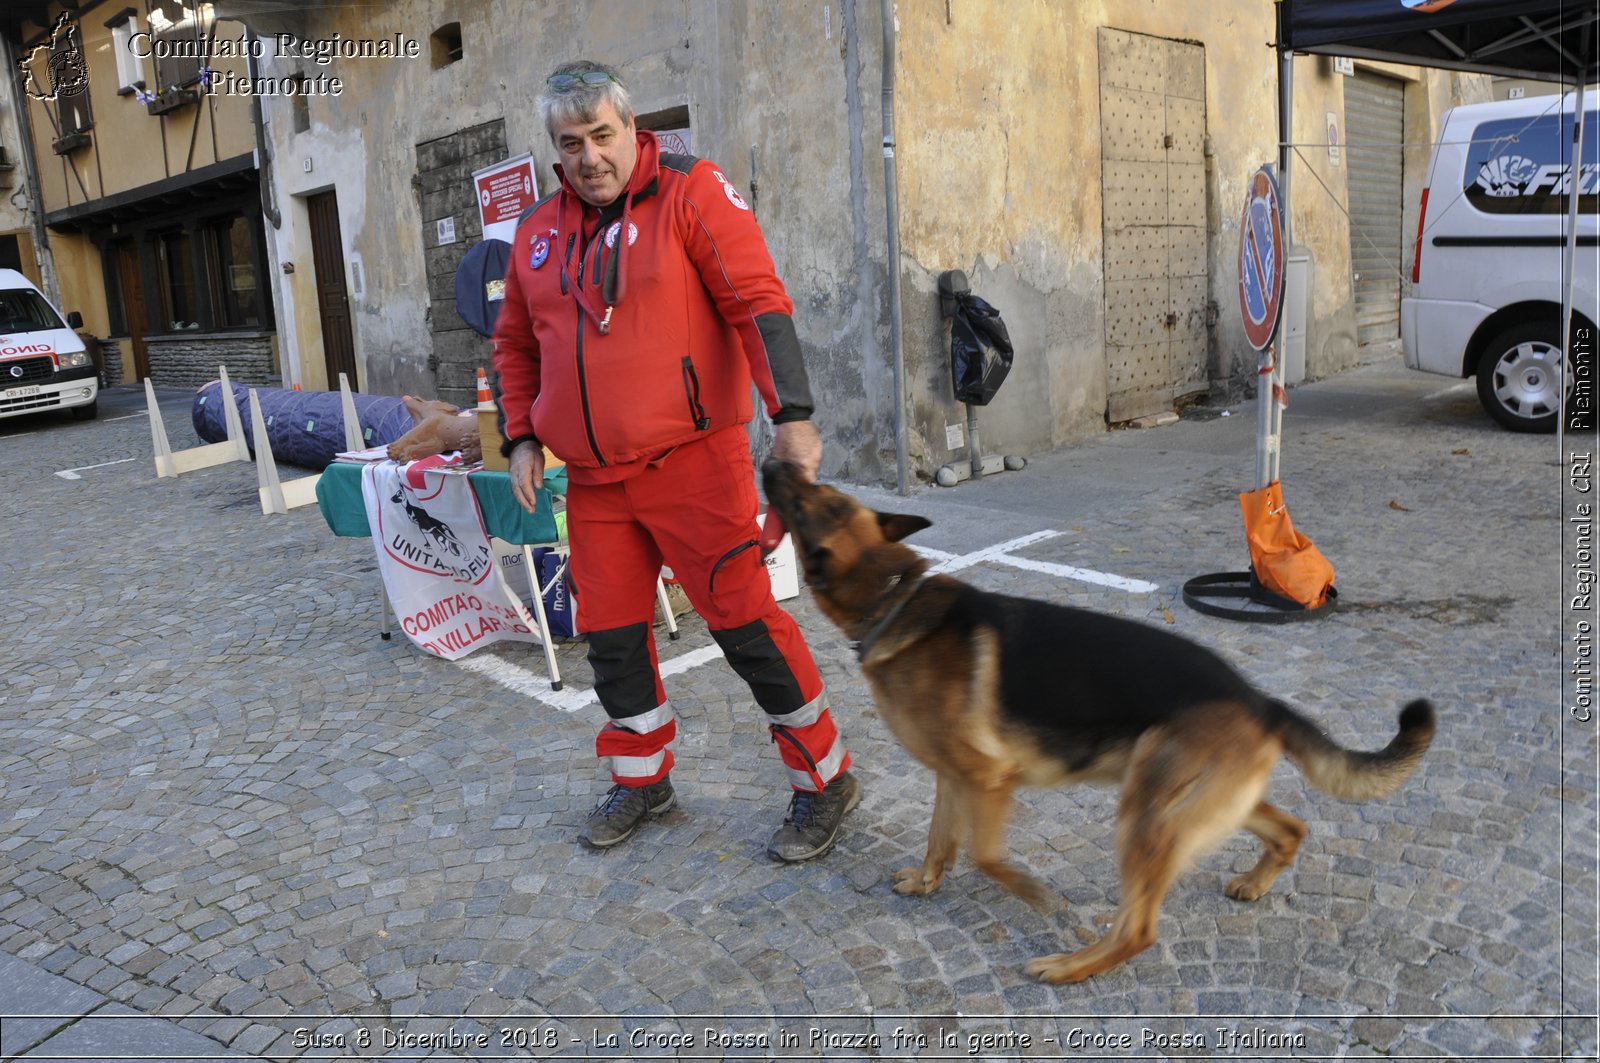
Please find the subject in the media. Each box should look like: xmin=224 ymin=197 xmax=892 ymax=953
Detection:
xmin=1401 ymin=92 xmax=1597 ymax=432
xmin=0 ymin=268 xmax=97 ymax=422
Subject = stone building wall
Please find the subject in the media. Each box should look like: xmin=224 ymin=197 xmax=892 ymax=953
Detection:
xmin=144 ymin=334 xmax=276 ymax=390
xmin=417 ymin=120 xmax=506 ymax=410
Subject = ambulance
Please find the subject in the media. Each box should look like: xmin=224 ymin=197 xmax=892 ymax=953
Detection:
xmin=0 ymin=268 xmax=97 ymax=422
xmin=1401 ymin=92 xmax=1597 ymax=432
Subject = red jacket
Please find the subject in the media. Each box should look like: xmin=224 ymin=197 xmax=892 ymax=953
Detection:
xmin=492 ymin=131 xmax=813 ymax=482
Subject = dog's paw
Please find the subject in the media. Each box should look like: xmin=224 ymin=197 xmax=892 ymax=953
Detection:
xmin=1225 ymin=874 xmax=1270 ymax=902
xmin=893 ymin=866 xmax=941 ymax=896
xmin=1024 ymin=952 xmax=1095 ymax=985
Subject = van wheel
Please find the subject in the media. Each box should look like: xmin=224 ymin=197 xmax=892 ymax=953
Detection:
xmin=70 ymin=399 xmax=98 ymax=421
xmin=1475 ymin=322 xmax=1564 ymax=433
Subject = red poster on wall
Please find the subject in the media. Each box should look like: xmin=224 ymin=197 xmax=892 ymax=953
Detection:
xmin=474 ymin=154 xmax=539 ymax=245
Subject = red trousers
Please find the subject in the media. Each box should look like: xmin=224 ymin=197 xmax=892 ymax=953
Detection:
xmin=566 ymin=427 xmax=850 ymax=791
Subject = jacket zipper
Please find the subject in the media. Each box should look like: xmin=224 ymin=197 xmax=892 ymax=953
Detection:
xmin=570 ymin=233 xmax=605 ymax=466
xmin=681 ymin=357 xmax=711 ymax=432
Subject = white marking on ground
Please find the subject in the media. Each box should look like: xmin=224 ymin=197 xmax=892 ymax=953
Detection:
xmin=55 ymin=457 xmax=136 ymax=480
xmin=921 ymin=531 xmax=1159 ymax=593
xmin=467 ymin=530 xmax=1154 ymax=707
xmin=458 ymin=639 xmax=725 ymax=712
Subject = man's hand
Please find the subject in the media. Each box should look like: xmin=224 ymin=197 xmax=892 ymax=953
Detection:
xmin=508 ymin=440 xmax=546 ymax=513
xmin=770 ymin=420 xmax=823 ymax=482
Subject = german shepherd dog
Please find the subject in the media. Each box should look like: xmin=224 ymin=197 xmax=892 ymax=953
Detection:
xmin=761 ymin=460 xmax=1435 ymax=984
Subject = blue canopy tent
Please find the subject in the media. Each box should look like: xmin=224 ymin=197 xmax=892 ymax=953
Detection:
xmin=1280 ymin=0 xmax=1597 ymax=81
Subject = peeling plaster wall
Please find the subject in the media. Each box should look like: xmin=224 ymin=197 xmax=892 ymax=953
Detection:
xmin=0 ymin=61 xmax=34 ymax=241
xmin=895 ymin=1 xmax=1107 ymax=477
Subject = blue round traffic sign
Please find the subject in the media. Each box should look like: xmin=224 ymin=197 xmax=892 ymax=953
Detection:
xmin=1238 ymin=166 xmax=1286 ymax=352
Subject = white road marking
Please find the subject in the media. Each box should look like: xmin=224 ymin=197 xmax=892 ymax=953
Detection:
xmin=979 ymin=551 xmax=1161 ymax=593
xmin=459 ymin=639 xmax=726 ymax=713
xmin=922 ymin=530 xmax=1160 ymax=593
xmin=464 ymin=529 xmax=1156 ymax=708
xmin=55 ymin=457 xmax=136 ymax=480
xmin=923 ymin=530 xmax=1060 ymax=573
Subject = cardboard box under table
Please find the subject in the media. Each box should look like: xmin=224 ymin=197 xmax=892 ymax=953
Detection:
xmin=316 ymin=462 xmax=582 ymax=688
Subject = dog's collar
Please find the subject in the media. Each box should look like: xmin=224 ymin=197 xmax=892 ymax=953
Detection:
xmin=852 ymin=570 xmax=931 ymax=662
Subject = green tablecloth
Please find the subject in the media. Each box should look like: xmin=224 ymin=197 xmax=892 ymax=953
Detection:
xmin=315 ymin=462 xmax=567 ymax=545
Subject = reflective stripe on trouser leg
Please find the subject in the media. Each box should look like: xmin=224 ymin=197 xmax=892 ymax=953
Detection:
xmin=712 ymin=619 xmax=849 ymax=792
xmin=588 ymin=622 xmax=675 ymax=785
xmin=770 ymin=719 xmax=850 ymax=792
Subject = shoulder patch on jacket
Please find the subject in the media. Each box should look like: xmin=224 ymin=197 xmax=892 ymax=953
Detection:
xmin=659 ymin=152 xmax=701 ymax=176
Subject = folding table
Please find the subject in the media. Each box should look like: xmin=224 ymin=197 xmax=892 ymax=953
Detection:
xmin=315 ymin=462 xmax=676 ymax=690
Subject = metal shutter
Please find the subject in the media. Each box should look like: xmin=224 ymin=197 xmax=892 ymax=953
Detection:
xmin=1343 ymin=71 xmax=1406 ymax=346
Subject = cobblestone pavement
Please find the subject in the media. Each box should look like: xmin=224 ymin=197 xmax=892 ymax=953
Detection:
xmin=1 ymin=354 xmax=1595 ymax=1061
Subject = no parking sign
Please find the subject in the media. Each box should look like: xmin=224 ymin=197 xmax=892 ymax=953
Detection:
xmin=1238 ymin=165 xmax=1286 ymax=351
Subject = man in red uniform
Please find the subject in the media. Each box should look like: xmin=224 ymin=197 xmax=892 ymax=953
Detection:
xmin=493 ymin=60 xmax=859 ymax=861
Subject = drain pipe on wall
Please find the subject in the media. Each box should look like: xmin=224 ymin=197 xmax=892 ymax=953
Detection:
xmin=217 ymin=17 xmax=281 ymax=231
xmin=1 ymin=34 xmax=62 ymax=306
xmin=881 ymin=0 xmax=910 ymax=495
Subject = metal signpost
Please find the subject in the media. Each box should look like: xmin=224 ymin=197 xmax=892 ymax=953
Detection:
xmin=1182 ymin=163 xmax=1336 ymax=623
xmin=1239 ymin=165 xmax=1288 ymax=489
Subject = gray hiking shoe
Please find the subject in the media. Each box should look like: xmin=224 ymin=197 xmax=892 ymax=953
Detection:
xmin=580 ymin=778 xmax=676 ymax=850
xmin=767 ymin=771 xmax=862 ymax=862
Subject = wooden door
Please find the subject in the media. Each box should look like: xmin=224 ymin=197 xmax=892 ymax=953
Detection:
xmin=116 ymin=242 xmax=151 ymax=381
xmin=1099 ymin=28 xmax=1209 ymax=422
xmin=307 ymin=191 xmax=358 ymax=388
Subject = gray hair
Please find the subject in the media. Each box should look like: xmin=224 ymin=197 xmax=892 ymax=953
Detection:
xmin=538 ymin=60 xmax=635 ymax=141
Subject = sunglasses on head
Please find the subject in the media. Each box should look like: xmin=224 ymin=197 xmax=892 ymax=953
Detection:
xmin=546 ymin=70 xmax=617 ymax=89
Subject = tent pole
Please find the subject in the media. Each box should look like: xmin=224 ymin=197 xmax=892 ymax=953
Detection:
xmin=1558 ymin=27 xmax=1591 ymax=466
xmin=1260 ymin=42 xmax=1294 ymax=489
xmin=1273 ymin=45 xmax=1294 ymax=485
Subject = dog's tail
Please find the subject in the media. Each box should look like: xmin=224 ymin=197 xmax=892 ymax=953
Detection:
xmin=1270 ymin=699 xmax=1436 ymax=802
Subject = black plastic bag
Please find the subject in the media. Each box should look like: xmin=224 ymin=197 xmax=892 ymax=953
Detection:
xmin=939 ymin=271 xmax=1014 ymax=406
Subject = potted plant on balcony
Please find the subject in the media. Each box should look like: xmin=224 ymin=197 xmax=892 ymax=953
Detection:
xmin=137 ymin=70 xmax=212 ymax=116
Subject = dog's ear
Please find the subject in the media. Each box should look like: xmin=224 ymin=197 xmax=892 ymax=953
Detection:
xmin=877 ymin=512 xmax=933 ymax=542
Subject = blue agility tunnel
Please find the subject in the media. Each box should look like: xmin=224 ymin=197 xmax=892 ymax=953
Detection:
xmin=192 ymin=381 xmax=420 ymax=470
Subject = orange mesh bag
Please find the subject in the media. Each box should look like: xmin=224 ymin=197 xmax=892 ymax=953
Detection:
xmin=1239 ymin=480 xmax=1336 ymax=609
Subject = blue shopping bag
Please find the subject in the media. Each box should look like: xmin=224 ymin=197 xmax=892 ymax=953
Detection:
xmin=536 ymin=548 xmax=579 ymax=637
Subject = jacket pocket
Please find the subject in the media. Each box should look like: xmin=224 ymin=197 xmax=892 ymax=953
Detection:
xmin=681 ymin=357 xmax=711 ymax=432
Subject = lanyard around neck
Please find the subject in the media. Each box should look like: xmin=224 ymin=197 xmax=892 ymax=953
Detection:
xmin=557 ymin=188 xmax=629 ymax=335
